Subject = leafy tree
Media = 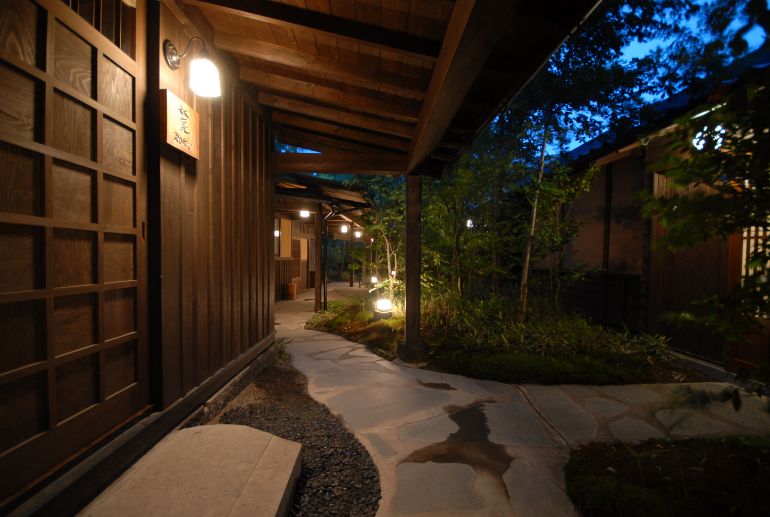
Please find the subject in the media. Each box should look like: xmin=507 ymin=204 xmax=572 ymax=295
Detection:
xmin=643 ymin=65 xmax=770 ymax=338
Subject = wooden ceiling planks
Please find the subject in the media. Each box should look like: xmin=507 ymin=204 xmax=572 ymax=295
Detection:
xmin=182 ymin=0 xmax=600 ymax=176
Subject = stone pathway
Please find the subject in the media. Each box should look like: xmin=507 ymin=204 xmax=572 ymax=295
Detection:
xmin=278 ymin=283 xmax=770 ymax=517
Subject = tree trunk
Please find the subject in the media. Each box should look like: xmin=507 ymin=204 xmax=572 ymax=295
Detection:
xmin=518 ymin=124 xmax=549 ymax=322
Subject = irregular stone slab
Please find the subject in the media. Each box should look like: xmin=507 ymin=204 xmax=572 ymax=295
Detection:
xmin=82 ymin=425 xmax=301 ymax=517
xmin=523 ymin=385 xmax=597 ymax=446
xmin=656 ymin=409 xmax=731 ymax=436
xmin=391 ymin=462 xmax=483 ymax=514
xmin=485 ymin=402 xmax=557 ymax=447
xmin=328 ymin=386 xmax=451 ymax=430
xmin=596 ymin=385 xmax=663 ymax=404
xmin=398 ymin=413 xmax=459 ymax=443
xmin=560 ymin=385 xmax=598 ymax=398
xmin=504 ymin=458 xmax=576 ymax=517
xmin=609 ymin=416 xmax=664 ymax=442
xmin=585 ymin=397 xmax=628 ymax=418
xmin=362 ymin=431 xmax=398 ymax=459
xmin=707 ymin=399 xmax=770 ymax=432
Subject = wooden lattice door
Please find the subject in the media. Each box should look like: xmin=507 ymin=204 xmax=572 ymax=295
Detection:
xmin=0 ymin=0 xmax=148 ymax=505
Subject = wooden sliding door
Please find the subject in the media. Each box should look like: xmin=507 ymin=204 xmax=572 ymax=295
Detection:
xmin=0 ymin=0 xmax=148 ymax=505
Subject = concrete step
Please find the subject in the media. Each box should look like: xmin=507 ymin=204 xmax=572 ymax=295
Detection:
xmin=81 ymin=424 xmax=301 ymax=517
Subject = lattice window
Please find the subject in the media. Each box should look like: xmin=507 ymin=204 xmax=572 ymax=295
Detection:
xmin=741 ymin=225 xmax=770 ymax=280
xmin=61 ymin=0 xmax=135 ymax=57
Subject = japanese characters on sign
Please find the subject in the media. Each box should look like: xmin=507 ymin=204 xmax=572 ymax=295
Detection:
xmin=160 ymin=89 xmax=200 ymax=159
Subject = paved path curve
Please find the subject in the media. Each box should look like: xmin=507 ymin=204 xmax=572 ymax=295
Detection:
xmin=277 ymin=284 xmax=770 ymax=517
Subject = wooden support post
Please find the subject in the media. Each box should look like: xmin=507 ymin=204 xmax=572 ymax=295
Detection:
xmin=349 ymin=227 xmax=354 ymax=287
xmin=404 ymin=174 xmax=424 ymax=361
xmin=314 ymin=204 xmax=322 ymax=312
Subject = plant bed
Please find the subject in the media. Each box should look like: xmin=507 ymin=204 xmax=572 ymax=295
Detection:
xmin=307 ymin=295 xmax=707 ymax=385
xmin=565 ymin=436 xmax=770 ymax=517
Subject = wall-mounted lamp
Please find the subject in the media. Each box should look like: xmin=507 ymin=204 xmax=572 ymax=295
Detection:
xmin=164 ymin=37 xmax=221 ymax=98
xmin=273 ymin=230 xmax=280 ymax=237
xmin=354 ymin=230 xmax=362 ymax=239
xmin=299 ymin=210 xmax=310 ymax=218
xmin=340 ymin=225 xmax=349 ymax=234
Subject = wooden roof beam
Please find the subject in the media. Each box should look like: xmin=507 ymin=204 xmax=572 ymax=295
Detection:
xmin=260 ymin=93 xmax=414 ymax=139
xmin=185 ymin=0 xmax=441 ymax=61
xmin=279 ymin=128 xmax=392 ymax=155
xmin=273 ymin=152 xmax=405 ymax=175
xmin=241 ymin=68 xmax=421 ymax=123
xmin=215 ymin=34 xmax=428 ymax=97
xmin=407 ymin=0 xmax=515 ymax=173
xmin=272 ymin=112 xmax=411 ymax=152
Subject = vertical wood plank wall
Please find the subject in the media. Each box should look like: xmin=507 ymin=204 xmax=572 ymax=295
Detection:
xmin=156 ymin=3 xmax=273 ymax=408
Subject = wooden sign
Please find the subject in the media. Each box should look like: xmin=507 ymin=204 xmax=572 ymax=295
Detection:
xmin=160 ymin=89 xmax=200 ymax=159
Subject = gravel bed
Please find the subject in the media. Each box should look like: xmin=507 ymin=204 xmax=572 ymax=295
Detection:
xmin=213 ymin=357 xmax=381 ymax=516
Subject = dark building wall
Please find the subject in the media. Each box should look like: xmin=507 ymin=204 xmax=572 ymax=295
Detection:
xmin=154 ymin=2 xmax=274 ymax=408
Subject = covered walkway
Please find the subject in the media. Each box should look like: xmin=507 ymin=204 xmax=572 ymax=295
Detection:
xmin=277 ymin=286 xmax=770 ymax=516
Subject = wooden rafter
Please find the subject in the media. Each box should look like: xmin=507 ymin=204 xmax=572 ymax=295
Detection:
xmin=280 ymin=128 xmax=387 ymax=155
xmin=184 ymin=0 xmax=442 ymax=60
xmin=240 ymin=68 xmax=421 ymax=123
xmin=407 ymin=0 xmax=515 ymax=172
xmin=216 ymin=34 xmax=428 ymax=97
xmin=273 ymin=152 xmax=405 ymax=175
xmin=261 ymin=93 xmax=414 ymax=139
xmin=271 ymin=111 xmax=411 ymax=152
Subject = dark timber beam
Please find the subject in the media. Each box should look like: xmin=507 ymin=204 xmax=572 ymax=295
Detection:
xmin=259 ymin=92 xmax=415 ymax=139
xmin=186 ymin=0 xmax=441 ymax=60
xmin=403 ymin=175 xmax=424 ymax=361
xmin=272 ymin=111 xmax=411 ymax=152
xmin=273 ymin=152 xmax=406 ymax=175
xmin=240 ymin=68 xmax=421 ymax=123
xmin=406 ymin=0 xmax=515 ymax=172
xmin=314 ymin=205 xmax=322 ymax=312
xmin=215 ymin=34 xmax=428 ymax=97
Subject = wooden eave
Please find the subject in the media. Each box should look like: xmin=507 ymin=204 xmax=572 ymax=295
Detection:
xmin=180 ymin=0 xmax=600 ymax=175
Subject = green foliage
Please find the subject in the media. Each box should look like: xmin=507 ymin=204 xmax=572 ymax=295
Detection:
xmin=566 ymin=437 xmax=770 ymax=517
xmin=642 ymin=60 xmax=770 ymax=339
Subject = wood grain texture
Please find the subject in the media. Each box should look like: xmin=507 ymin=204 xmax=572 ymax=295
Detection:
xmin=0 ymin=63 xmax=37 ymax=141
xmin=0 ymin=299 xmax=45 ymax=372
xmin=103 ymin=339 xmax=137 ymax=395
xmin=53 ymin=229 xmax=96 ymax=287
xmin=52 ymin=293 xmax=97 ymax=356
xmin=0 ymin=0 xmax=40 ymax=67
xmin=99 ymin=58 xmax=133 ymax=119
xmin=102 ymin=117 xmax=134 ymax=173
xmin=52 ymin=161 xmax=95 ymax=223
xmin=52 ymin=92 xmax=94 ymax=160
xmin=54 ymin=20 xmax=93 ymax=98
xmin=102 ymin=175 xmax=135 ymax=227
xmin=103 ymin=287 xmax=136 ymax=339
xmin=0 ymin=142 xmax=43 ymax=216
xmin=0 ymin=224 xmax=42 ymax=293
xmin=55 ymin=353 xmax=98 ymax=421
xmin=0 ymin=372 xmax=47 ymax=453
xmin=103 ymin=233 xmax=135 ymax=282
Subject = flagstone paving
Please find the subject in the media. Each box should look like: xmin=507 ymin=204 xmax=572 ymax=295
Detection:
xmin=278 ymin=284 xmax=770 ymax=516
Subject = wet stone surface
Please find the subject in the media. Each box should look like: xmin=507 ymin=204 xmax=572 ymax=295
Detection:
xmin=214 ymin=359 xmax=381 ymax=516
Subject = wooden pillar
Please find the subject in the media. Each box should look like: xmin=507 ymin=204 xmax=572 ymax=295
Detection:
xmin=404 ymin=174 xmax=424 ymax=360
xmin=349 ymin=226 xmax=354 ymax=286
xmin=314 ymin=204 xmax=322 ymax=312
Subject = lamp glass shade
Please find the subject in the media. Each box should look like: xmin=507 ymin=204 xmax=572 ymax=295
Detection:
xmin=341 ymin=225 xmax=349 ymax=233
xmin=273 ymin=230 xmax=280 ymax=237
xmin=300 ymin=210 xmax=310 ymax=218
xmin=375 ymin=298 xmax=393 ymax=312
xmin=189 ymin=57 xmax=221 ymax=97
xmin=370 ymin=276 xmax=378 ymax=284
xmin=354 ymin=230 xmax=362 ymax=238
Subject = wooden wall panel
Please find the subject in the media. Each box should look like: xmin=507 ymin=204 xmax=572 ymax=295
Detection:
xmin=156 ymin=2 xmax=273 ymax=407
xmin=0 ymin=0 xmax=148 ymax=505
